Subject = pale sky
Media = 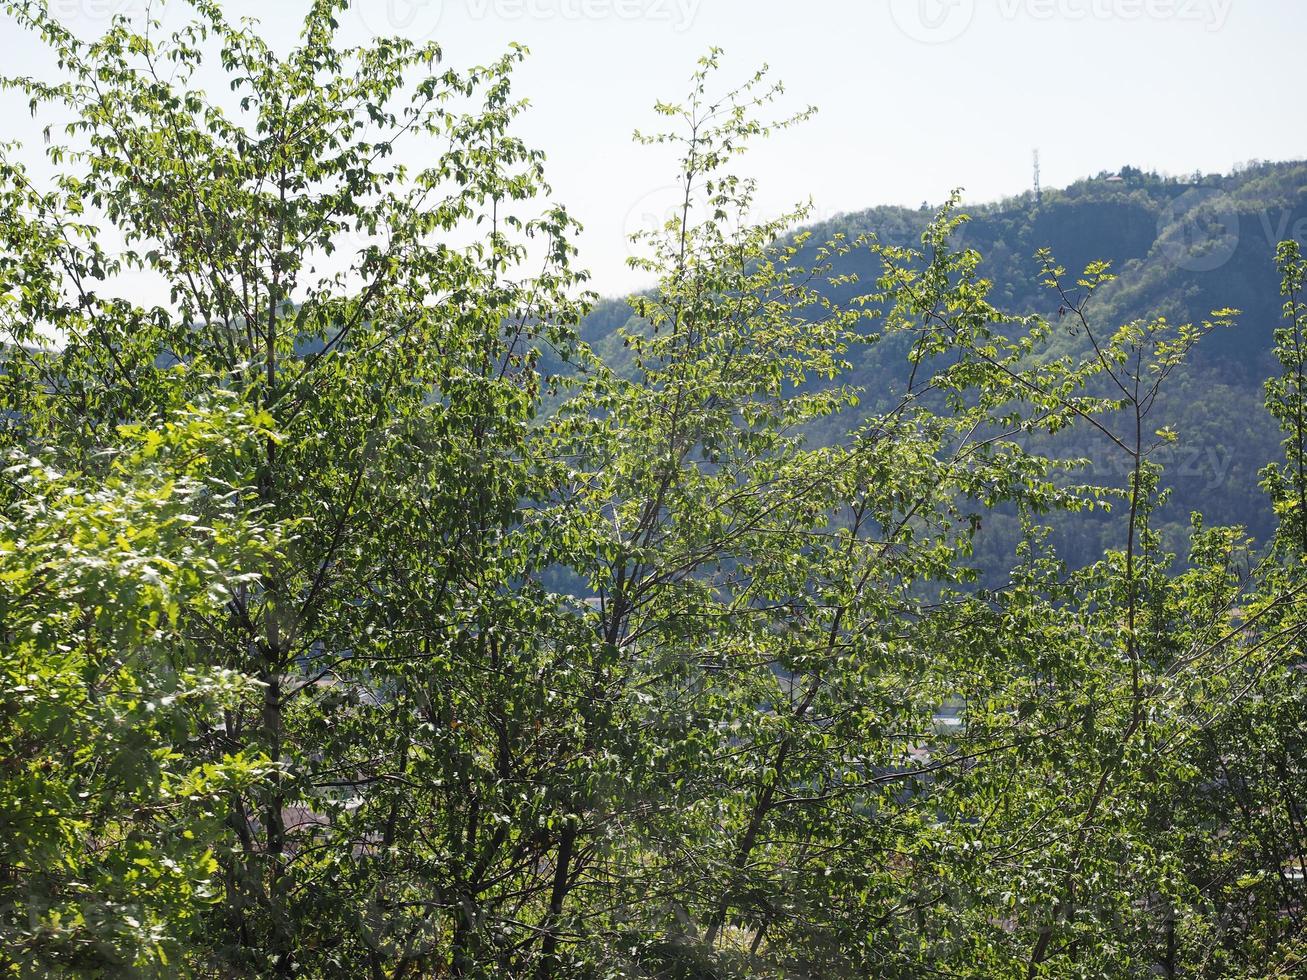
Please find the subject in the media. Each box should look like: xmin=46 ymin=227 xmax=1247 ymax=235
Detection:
xmin=2 ymin=0 xmax=1304 ymax=296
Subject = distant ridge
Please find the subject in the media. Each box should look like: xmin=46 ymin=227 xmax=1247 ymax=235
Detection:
xmin=581 ymin=161 xmax=1307 ymax=569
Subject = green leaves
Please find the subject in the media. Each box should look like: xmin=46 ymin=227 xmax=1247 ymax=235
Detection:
xmin=0 ymin=4 xmax=1304 ymax=976
xmin=0 ymin=401 xmax=275 ymax=974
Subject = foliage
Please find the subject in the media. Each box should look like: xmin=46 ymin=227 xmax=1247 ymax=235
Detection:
xmin=0 ymin=3 xmax=1304 ymax=978
xmin=0 ymin=398 xmax=275 ymax=974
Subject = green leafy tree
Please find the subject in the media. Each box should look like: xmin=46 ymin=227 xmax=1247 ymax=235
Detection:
xmin=538 ymin=57 xmax=1145 ymax=977
xmin=0 ymin=399 xmax=274 ymax=975
xmin=1 ymin=1 xmax=586 ymax=973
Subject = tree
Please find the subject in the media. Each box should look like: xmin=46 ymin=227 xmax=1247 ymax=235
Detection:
xmin=538 ymin=55 xmax=1147 ymax=976
xmin=0 ymin=399 xmax=274 ymax=974
xmin=2 ymin=1 xmax=586 ymax=973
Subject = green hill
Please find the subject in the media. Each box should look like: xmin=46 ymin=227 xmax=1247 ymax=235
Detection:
xmin=581 ymin=160 xmax=1307 ymax=571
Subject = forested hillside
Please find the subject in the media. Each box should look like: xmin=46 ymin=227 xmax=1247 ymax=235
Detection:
xmin=584 ymin=160 xmax=1307 ymax=572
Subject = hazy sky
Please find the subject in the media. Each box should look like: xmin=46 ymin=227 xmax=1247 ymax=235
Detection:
xmin=3 ymin=0 xmax=1304 ymax=296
